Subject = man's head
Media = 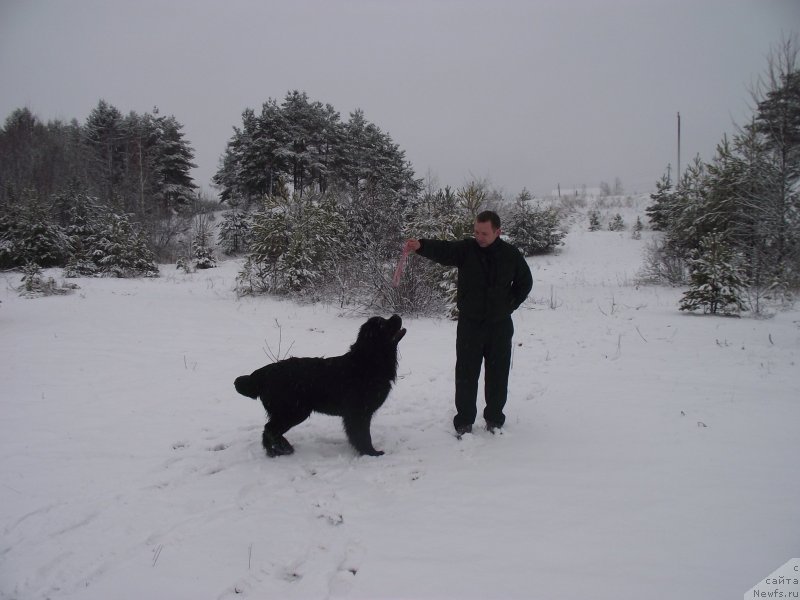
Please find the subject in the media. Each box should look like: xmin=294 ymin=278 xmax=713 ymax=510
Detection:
xmin=474 ymin=211 xmax=501 ymax=248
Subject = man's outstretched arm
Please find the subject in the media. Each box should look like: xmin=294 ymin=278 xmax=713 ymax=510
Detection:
xmin=404 ymin=238 xmax=464 ymax=267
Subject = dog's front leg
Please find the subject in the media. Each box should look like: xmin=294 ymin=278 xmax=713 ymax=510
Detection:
xmin=343 ymin=412 xmax=384 ymax=456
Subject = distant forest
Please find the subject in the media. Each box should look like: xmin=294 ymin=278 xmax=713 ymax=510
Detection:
xmin=0 ymin=100 xmax=201 ymax=271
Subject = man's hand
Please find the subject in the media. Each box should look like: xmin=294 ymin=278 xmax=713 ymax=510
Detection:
xmin=404 ymin=239 xmax=421 ymax=253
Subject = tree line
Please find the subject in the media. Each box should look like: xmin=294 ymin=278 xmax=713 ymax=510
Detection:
xmin=0 ymin=100 xmax=201 ymax=273
xmin=1 ymin=101 xmax=197 ymax=215
xmin=644 ymin=39 xmax=800 ymax=314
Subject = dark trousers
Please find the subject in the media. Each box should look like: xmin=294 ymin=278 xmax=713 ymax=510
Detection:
xmin=454 ymin=317 xmax=514 ymax=428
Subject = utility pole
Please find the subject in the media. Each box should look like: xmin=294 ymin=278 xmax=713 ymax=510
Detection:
xmin=676 ymin=111 xmax=681 ymax=187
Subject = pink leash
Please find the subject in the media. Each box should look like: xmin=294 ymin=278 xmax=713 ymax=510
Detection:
xmin=392 ymin=245 xmax=411 ymax=287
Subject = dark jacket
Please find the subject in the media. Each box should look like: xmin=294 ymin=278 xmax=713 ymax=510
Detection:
xmin=417 ymin=237 xmax=533 ymax=322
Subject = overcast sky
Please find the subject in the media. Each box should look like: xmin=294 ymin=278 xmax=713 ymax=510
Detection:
xmin=1 ymin=0 xmax=798 ymax=198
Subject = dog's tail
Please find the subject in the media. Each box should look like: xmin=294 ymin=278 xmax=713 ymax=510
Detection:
xmin=234 ymin=375 xmax=260 ymax=399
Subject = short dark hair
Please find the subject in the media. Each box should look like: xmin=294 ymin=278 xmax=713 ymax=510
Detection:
xmin=476 ymin=210 xmax=501 ymax=230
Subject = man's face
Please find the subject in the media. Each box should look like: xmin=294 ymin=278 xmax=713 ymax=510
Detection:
xmin=473 ymin=219 xmax=500 ymax=248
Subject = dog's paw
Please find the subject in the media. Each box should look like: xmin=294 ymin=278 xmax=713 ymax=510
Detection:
xmin=265 ymin=445 xmax=292 ymax=458
xmin=265 ymin=439 xmax=295 ymax=457
xmin=362 ymin=449 xmax=384 ymax=457
xmin=263 ymin=433 xmax=295 ymax=457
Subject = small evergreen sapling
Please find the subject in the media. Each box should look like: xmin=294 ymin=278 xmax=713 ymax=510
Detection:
xmin=588 ymin=210 xmax=601 ymax=231
xmin=679 ymin=232 xmax=748 ymax=315
xmin=632 ymin=216 xmax=643 ymax=240
xmin=506 ymin=190 xmax=566 ymax=256
xmin=19 ymin=263 xmax=47 ymax=296
xmin=94 ymin=213 xmax=159 ymax=278
xmin=608 ymin=213 xmax=625 ymax=231
xmin=218 ymin=210 xmax=251 ymax=255
xmin=192 ymin=215 xmax=217 ymax=269
xmin=63 ymin=194 xmax=103 ymax=277
xmin=239 ymin=193 xmax=345 ymax=295
xmin=18 ymin=262 xmax=73 ymax=298
xmin=176 ymin=256 xmax=194 ymax=274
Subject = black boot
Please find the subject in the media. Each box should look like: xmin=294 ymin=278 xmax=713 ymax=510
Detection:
xmin=485 ymin=420 xmax=503 ymax=434
xmin=455 ymin=423 xmax=472 ymax=437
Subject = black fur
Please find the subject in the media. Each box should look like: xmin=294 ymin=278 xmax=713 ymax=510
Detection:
xmin=234 ymin=315 xmax=406 ymax=457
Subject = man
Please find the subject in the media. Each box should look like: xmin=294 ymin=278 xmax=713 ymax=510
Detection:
xmin=405 ymin=210 xmax=533 ymax=436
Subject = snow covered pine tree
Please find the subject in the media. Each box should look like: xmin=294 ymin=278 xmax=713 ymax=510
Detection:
xmin=679 ymin=231 xmax=748 ymax=315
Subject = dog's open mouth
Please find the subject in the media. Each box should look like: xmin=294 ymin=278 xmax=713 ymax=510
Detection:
xmin=389 ymin=314 xmax=406 ymax=343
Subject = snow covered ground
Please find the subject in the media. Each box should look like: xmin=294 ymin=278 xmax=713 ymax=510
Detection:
xmin=2 ymin=204 xmax=799 ymax=599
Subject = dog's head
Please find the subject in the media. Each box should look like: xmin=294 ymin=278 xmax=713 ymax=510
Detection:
xmin=354 ymin=314 xmax=406 ymax=350
xmin=350 ymin=314 xmax=406 ymax=380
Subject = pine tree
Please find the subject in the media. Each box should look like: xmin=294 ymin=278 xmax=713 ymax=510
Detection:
xmin=588 ymin=210 xmax=601 ymax=231
xmin=191 ymin=214 xmax=217 ymax=269
xmin=213 ymin=108 xmax=260 ymax=206
xmin=250 ymin=100 xmax=290 ymax=199
xmin=18 ymin=262 xmax=59 ymax=297
xmin=153 ymin=115 xmax=197 ymax=212
xmin=0 ymin=191 xmax=68 ymax=268
xmin=240 ymin=192 xmax=345 ymax=295
xmin=63 ymin=191 xmax=103 ymax=277
xmin=94 ymin=212 xmax=158 ymax=277
xmin=507 ymin=189 xmax=565 ymax=255
xmin=19 ymin=261 xmax=44 ymax=295
xmin=122 ymin=109 xmax=160 ymax=215
xmin=750 ymin=43 xmax=800 ymax=285
xmin=665 ymin=155 xmax=710 ymax=258
xmin=281 ymin=91 xmax=318 ymax=195
xmin=608 ymin=213 xmax=625 ymax=231
xmin=679 ymin=232 xmax=748 ymax=315
xmin=457 ymin=180 xmax=488 ymax=221
xmin=645 ymin=169 xmax=673 ymax=231
xmin=83 ymin=100 xmax=126 ymax=202
xmin=632 ymin=216 xmax=643 ymax=240
xmin=218 ymin=210 xmax=251 ymax=255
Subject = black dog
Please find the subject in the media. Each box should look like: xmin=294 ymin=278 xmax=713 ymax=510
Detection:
xmin=235 ymin=315 xmax=406 ymax=457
